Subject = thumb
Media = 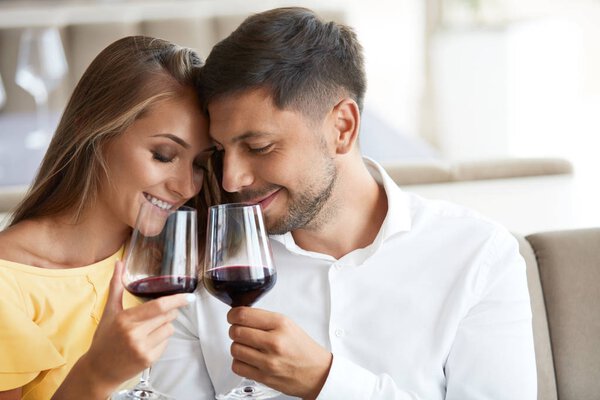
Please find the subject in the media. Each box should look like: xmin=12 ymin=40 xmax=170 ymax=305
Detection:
xmin=104 ymin=260 xmax=125 ymax=317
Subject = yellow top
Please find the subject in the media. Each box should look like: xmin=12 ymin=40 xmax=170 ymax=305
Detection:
xmin=0 ymin=248 xmax=135 ymax=399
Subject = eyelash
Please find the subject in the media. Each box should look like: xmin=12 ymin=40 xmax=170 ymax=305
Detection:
xmin=249 ymin=144 xmax=273 ymax=154
xmin=153 ymin=150 xmax=209 ymax=175
xmin=152 ymin=151 xmax=173 ymax=163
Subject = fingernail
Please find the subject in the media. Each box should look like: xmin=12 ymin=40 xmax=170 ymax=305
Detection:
xmin=185 ymin=293 xmax=196 ymax=304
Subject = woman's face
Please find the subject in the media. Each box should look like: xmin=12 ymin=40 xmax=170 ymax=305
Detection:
xmin=99 ymin=89 xmax=212 ymax=230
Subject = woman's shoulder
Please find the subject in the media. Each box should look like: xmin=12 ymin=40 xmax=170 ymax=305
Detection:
xmin=0 ymin=222 xmax=29 ymax=261
xmin=0 ymin=219 xmax=41 ymax=264
xmin=0 ymin=227 xmax=31 ymax=309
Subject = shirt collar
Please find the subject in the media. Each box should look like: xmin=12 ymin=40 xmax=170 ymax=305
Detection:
xmin=270 ymin=157 xmax=412 ymax=259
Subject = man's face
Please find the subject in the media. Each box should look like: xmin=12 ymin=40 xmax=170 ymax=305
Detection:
xmin=208 ymin=88 xmax=338 ymax=235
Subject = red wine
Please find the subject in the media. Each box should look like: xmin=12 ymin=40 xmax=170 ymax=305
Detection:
xmin=204 ymin=266 xmax=276 ymax=307
xmin=126 ymin=275 xmax=198 ymax=300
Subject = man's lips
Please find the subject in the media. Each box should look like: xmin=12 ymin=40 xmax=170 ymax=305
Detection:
xmin=243 ymin=189 xmax=281 ymax=210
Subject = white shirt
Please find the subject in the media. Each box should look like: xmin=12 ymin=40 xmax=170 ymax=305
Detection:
xmin=152 ymin=158 xmax=537 ymax=399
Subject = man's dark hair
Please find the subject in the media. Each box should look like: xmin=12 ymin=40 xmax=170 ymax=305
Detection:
xmin=198 ymin=7 xmax=366 ymax=119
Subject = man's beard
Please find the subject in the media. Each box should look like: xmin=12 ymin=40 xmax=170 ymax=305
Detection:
xmin=234 ymin=160 xmax=337 ymax=235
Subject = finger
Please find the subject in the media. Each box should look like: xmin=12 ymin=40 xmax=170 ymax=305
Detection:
xmin=144 ymin=339 xmax=172 ymax=365
xmin=227 ymin=307 xmax=282 ymax=330
xmin=229 ymin=324 xmax=271 ymax=350
xmin=125 ymin=307 xmax=179 ymax=336
xmin=230 ymin=341 xmax=271 ymax=370
xmin=144 ymin=320 xmax=176 ymax=349
xmin=103 ymin=260 xmax=125 ymax=317
xmin=231 ymin=358 xmax=262 ymax=382
xmin=128 ymin=293 xmax=195 ymax=321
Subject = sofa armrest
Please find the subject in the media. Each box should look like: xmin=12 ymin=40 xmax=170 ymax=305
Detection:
xmin=525 ymin=228 xmax=600 ymax=400
xmin=516 ymin=234 xmax=558 ymax=400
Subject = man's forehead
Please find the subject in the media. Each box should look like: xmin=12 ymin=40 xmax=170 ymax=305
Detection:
xmin=208 ymin=87 xmax=276 ymax=113
xmin=207 ymin=93 xmax=309 ymax=141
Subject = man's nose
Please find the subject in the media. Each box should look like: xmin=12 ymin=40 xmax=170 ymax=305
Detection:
xmin=221 ymin=151 xmax=254 ymax=193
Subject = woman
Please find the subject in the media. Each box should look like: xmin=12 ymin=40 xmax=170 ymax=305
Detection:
xmin=0 ymin=36 xmax=219 ymax=399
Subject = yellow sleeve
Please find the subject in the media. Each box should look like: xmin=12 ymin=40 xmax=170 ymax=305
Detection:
xmin=0 ymin=274 xmax=65 ymax=390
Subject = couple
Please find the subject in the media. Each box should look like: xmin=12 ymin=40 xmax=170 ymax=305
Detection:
xmin=0 ymin=7 xmax=536 ymax=400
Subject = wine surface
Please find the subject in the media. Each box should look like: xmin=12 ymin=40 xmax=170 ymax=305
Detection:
xmin=127 ymin=275 xmax=198 ymax=300
xmin=204 ymin=266 xmax=276 ymax=307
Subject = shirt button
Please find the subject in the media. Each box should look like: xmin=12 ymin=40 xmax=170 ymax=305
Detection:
xmin=334 ymin=328 xmax=345 ymax=337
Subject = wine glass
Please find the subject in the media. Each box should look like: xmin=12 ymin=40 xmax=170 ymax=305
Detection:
xmin=112 ymin=201 xmax=199 ymax=400
xmin=0 ymin=72 xmax=6 ymax=110
xmin=14 ymin=27 xmax=68 ymax=149
xmin=204 ymin=203 xmax=280 ymax=399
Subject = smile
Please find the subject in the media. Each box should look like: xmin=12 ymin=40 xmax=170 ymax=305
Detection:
xmin=144 ymin=193 xmax=174 ymax=211
xmin=247 ymin=189 xmax=281 ymax=210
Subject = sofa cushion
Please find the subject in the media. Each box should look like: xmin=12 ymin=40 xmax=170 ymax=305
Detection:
xmin=526 ymin=228 xmax=600 ymax=400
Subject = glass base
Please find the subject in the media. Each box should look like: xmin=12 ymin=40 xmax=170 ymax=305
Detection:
xmin=111 ymin=387 xmax=173 ymax=400
xmin=216 ymin=379 xmax=280 ymax=399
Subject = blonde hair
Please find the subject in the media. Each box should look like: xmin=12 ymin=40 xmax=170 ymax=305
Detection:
xmin=10 ymin=36 xmax=219 ymax=227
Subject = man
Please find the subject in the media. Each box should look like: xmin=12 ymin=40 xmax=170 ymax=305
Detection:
xmin=152 ymin=7 xmax=537 ymax=399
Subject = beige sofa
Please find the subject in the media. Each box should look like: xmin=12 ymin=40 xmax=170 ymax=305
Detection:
xmin=2 ymin=158 xmax=598 ymax=400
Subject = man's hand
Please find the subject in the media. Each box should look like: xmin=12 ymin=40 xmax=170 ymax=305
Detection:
xmin=227 ymin=307 xmax=333 ymax=400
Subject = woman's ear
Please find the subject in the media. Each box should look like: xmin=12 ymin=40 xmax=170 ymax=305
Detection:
xmin=331 ymin=98 xmax=360 ymax=155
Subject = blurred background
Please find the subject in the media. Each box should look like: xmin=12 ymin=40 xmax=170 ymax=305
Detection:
xmin=1 ymin=0 xmax=599 ymax=233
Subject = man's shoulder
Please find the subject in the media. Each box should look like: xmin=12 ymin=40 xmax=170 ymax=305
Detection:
xmin=398 ymin=193 xmax=523 ymax=287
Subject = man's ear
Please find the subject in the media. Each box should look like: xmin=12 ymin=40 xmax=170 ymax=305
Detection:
xmin=331 ymin=98 xmax=360 ymax=155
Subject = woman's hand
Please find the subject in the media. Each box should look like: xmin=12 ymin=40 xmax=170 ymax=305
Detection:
xmin=52 ymin=261 xmax=194 ymax=399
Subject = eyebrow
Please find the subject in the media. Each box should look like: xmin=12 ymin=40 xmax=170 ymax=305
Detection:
xmin=230 ymin=131 xmax=274 ymax=144
xmin=152 ymin=133 xmax=215 ymax=152
xmin=152 ymin=133 xmax=190 ymax=149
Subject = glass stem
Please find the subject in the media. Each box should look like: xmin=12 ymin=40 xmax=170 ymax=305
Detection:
xmin=136 ymin=367 xmax=152 ymax=389
xmin=35 ymin=93 xmax=49 ymax=133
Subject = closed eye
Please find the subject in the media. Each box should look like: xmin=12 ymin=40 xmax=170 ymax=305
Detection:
xmin=248 ymin=144 xmax=273 ymax=154
xmin=152 ymin=151 xmax=174 ymax=163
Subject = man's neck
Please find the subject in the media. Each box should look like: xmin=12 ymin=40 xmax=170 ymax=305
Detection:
xmin=291 ymin=160 xmax=388 ymax=259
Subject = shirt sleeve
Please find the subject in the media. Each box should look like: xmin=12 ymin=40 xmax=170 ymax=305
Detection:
xmin=151 ymin=301 xmax=216 ymax=400
xmin=0 ymin=275 xmax=65 ymax=390
xmin=318 ymin=228 xmax=537 ymax=400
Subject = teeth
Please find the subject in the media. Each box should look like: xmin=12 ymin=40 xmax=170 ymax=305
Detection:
xmin=144 ymin=193 xmax=173 ymax=211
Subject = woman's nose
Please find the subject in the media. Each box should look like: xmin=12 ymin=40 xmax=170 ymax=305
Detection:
xmin=169 ymin=165 xmax=202 ymax=200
